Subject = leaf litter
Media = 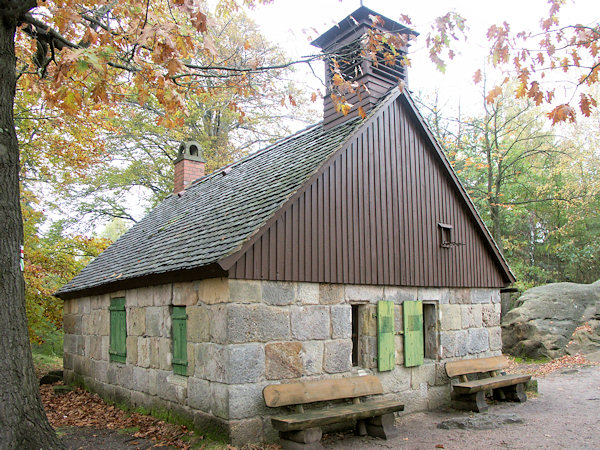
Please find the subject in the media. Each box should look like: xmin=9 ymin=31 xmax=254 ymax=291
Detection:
xmin=40 ymin=382 xmax=282 ymax=449
xmin=507 ymin=353 xmax=599 ymax=377
xmin=40 ymin=383 xmax=194 ymax=448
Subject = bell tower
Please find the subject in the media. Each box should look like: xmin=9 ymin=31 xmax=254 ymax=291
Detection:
xmin=311 ymin=6 xmax=417 ymax=128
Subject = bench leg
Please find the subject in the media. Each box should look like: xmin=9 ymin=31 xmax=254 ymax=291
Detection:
xmin=356 ymin=419 xmax=367 ymax=436
xmin=280 ymin=428 xmax=323 ymax=450
xmin=500 ymin=383 xmax=527 ymax=403
xmin=493 ymin=388 xmax=507 ymax=401
xmin=365 ymin=413 xmax=398 ymax=439
xmin=451 ymin=390 xmax=488 ymax=413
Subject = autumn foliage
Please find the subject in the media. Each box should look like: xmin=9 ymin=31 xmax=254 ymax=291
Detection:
xmin=481 ymin=0 xmax=600 ymax=122
xmin=22 ymin=190 xmax=110 ymax=343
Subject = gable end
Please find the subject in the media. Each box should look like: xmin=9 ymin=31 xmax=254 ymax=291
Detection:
xmin=221 ymin=90 xmax=514 ymax=288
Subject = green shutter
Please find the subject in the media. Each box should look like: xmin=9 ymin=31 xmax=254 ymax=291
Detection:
xmin=377 ymin=300 xmax=395 ymax=371
xmin=109 ymin=297 xmax=126 ymax=363
xmin=172 ymin=306 xmax=188 ymax=376
xmin=403 ymin=300 xmax=424 ymax=367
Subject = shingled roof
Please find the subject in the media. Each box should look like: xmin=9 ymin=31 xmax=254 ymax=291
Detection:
xmin=56 ymin=116 xmax=364 ymax=298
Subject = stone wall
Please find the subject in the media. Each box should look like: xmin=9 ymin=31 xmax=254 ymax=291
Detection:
xmin=63 ymin=279 xmax=501 ymax=444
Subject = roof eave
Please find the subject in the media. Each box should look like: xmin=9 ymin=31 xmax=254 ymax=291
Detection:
xmin=55 ymin=263 xmax=227 ymax=300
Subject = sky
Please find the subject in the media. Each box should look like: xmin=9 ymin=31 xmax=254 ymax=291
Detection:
xmin=249 ymin=0 xmax=600 ymax=118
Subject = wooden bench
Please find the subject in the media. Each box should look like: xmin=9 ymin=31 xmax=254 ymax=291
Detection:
xmin=445 ymin=355 xmax=532 ymax=413
xmin=263 ymin=375 xmax=404 ymax=449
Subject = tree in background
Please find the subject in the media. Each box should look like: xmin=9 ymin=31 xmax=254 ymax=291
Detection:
xmin=52 ymin=12 xmax=318 ymax=227
xmin=449 ymin=85 xmax=557 ymax=250
xmin=418 ymin=83 xmax=600 ymax=289
xmin=22 ymin=191 xmax=109 ymax=344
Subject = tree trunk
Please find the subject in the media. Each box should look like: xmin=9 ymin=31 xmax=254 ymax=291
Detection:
xmin=0 ymin=15 xmax=63 ymax=449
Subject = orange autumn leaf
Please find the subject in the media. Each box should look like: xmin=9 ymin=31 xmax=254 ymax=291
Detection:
xmin=485 ymin=86 xmax=503 ymax=104
xmin=579 ymin=93 xmax=597 ymax=117
xmin=332 ymin=73 xmax=344 ymax=86
xmin=357 ymin=106 xmax=367 ymax=119
xmin=547 ymin=104 xmax=576 ymax=124
xmin=288 ymin=94 xmax=297 ymax=107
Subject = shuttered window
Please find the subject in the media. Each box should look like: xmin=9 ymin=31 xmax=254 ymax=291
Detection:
xmin=109 ymin=297 xmax=126 ymax=363
xmin=172 ymin=306 xmax=188 ymax=376
xmin=377 ymin=300 xmax=395 ymax=371
xmin=403 ymin=300 xmax=424 ymax=367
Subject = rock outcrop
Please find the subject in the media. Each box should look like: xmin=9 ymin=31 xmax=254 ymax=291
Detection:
xmin=502 ymin=280 xmax=600 ymax=358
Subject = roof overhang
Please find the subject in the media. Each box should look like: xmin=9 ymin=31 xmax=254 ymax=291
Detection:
xmin=55 ymin=263 xmax=226 ymax=300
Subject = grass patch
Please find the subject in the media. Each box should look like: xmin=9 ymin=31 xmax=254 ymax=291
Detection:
xmin=148 ymin=407 xmax=228 ymax=446
xmin=32 ymin=349 xmax=62 ymax=378
xmin=512 ymin=355 xmax=551 ymax=365
xmin=32 ymin=351 xmax=63 ymax=369
xmin=55 ymin=428 xmax=67 ymax=439
xmin=118 ymin=426 xmax=140 ymax=435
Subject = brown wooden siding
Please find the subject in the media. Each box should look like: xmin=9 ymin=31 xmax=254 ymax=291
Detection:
xmin=230 ymin=96 xmax=509 ymax=287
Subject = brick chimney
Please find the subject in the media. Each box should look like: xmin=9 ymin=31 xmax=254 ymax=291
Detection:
xmin=311 ymin=6 xmax=417 ymax=128
xmin=173 ymin=140 xmax=206 ymax=193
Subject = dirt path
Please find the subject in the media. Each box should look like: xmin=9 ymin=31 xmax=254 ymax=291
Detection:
xmin=323 ymin=365 xmax=600 ymax=449
xmin=59 ymin=427 xmax=170 ymax=449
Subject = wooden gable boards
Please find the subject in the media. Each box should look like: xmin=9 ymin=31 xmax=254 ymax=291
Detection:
xmin=219 ymin=89 xmax=515 ymax=287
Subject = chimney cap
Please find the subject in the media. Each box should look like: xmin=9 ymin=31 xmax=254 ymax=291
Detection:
xmin=174 ymin=140 xmax=206 ymax=164
xmin=311 ymin=6 xmax=416 ymax=51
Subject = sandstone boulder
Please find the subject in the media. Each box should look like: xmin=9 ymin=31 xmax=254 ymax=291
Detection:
xmin=502 ymin=280 xmax=600 ymax=358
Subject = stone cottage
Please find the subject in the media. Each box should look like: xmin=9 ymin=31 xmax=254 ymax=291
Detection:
xmin=56 ymin=6 xmax=515 ymax=445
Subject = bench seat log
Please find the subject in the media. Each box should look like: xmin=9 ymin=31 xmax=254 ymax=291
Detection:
xmin=452 ymin=374 xmax=532 ymax=394
xmin=445 ymin=356 xmax=532 ymax=412
xmin=270 ymin=399 xmax=404 ymax=432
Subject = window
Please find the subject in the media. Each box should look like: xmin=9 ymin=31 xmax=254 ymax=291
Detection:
xmin=438 ymin=223 xmax=454 ymax=248
xmin=351 ymin=305 xmax=360 ymax=367
xmin=422 ymin=302 xmax=439 ymax=360
xmin=172 ymin=306 xmax=188 ymax=376
xmin=352 ymin=301 xmax=400 ymax=372
xmin=109 ymin=297 xmax=126 ymax=363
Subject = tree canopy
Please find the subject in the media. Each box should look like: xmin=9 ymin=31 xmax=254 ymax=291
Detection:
xmin=482 ymin=0 xmax=600 ymax=122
